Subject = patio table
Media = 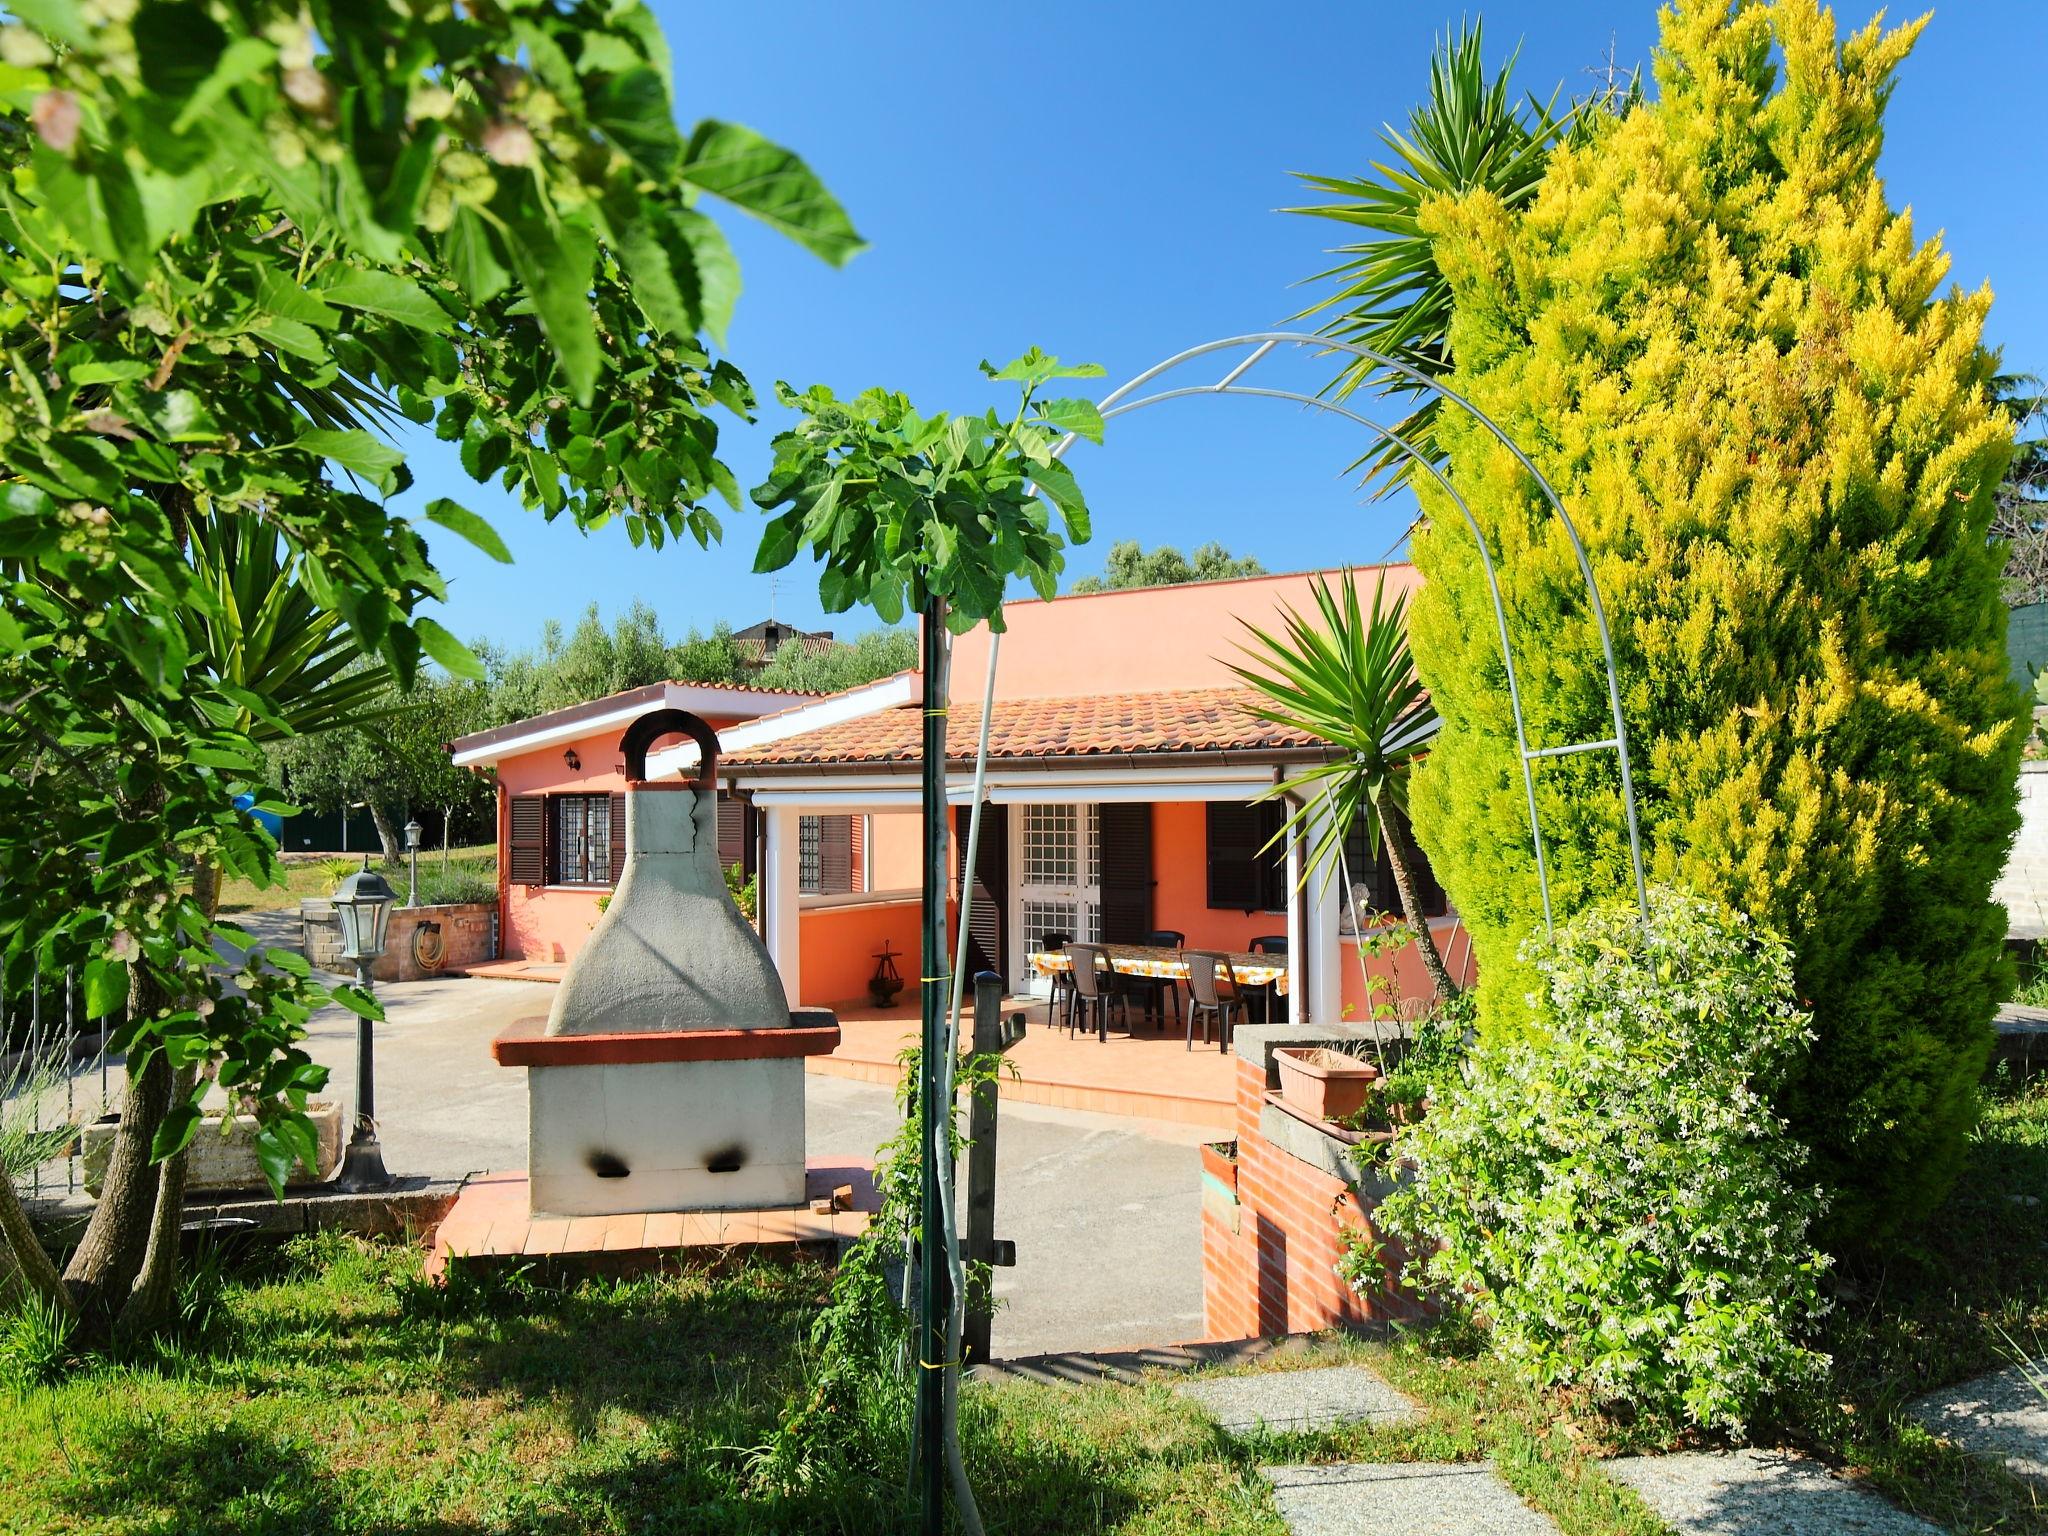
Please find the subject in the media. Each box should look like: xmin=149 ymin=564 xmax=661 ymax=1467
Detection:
xmin=1026 ymin=945 xmax=1288 ymax=1030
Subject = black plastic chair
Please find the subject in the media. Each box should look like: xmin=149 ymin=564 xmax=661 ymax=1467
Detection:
xmin=1040 ymin=931 xmax=1077 ymax=1032
xmin=1245 ymin=935 xmax=1287 ymax=1023
xmin=1123 ymin=929 xmax=1185 ymax=1029
xmin=1184 ymin=951 xmax=1246 ymax=1052
xmin=1063 ymin=942 xmax=1128 ymax=1043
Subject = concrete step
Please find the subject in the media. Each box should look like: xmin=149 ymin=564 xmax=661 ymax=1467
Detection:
xmin=1908 ymin=1358 xmax=2048 ymax=1480
xmin=1260 ymin=1461 xmax=1555 ymax=1535
xmin=1175 ymin=1361 xmax=1419 ymax=1435
xmin=1604 ymin=1449 xmax=1943 ymax=1535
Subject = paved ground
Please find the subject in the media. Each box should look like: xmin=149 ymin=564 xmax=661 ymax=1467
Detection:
xmin=1176 ymin=1363 xmax=1417 ymax=1434
xmin=1908 ymin=1358 xmax=2048 ymax=1479
xmin=273 ymin=967 xmax=1209 ymax=1360
xmin=1603 ymin=1451 xmax=1944 ymax=1536
xmin=1259 ymin=1463 xmax=1554 ymax=1536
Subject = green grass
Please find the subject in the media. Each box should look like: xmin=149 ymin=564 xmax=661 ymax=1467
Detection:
xmin=218 ymin=845 xmax=496 ymax=914
xmin=1 ymin=1079 xmax=2042 ymax=1534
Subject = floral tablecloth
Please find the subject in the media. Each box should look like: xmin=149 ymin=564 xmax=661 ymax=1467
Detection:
xmin=1026 ymin=944 xmax=1288 ymax=995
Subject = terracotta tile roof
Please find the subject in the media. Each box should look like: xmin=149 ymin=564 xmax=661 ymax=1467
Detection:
xmin=724 ymin=686 xmax=1327 ymax=768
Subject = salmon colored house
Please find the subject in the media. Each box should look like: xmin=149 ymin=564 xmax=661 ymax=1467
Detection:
xmin=596 ymin=566 xmax=1475 ymax=1024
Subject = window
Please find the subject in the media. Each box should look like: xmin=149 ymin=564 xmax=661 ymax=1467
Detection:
xmin=798 ymin=814 xmax=857 ymax=895
xmin=550 ymin=794 xmax=613 ymax=885
xmin=1206 ymin=801 xmax=1289 ymax=913
xmin=1341 ymin=803 xmax=1449 ymax=923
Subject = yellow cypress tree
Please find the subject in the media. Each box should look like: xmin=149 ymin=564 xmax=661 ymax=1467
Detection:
xmin=1407 ymin=0 xmax=2023 ymax=1241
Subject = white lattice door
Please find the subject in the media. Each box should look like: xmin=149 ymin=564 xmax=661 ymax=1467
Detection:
xmin=1013 ymin=803 xmax=1100 ymax=992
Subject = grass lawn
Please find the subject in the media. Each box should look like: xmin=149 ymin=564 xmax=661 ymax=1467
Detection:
xmin=217 ymin=846 xmax=497 ymax=915
xmin=1 ymin=1080 xmax=2041 ymax=1534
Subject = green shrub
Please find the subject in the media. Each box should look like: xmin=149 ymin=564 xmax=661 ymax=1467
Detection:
xmin=1379 ymin=889 xmax=1832 ymax=1437
xmin=1405 ymin=0 xmax=2023 ymax=1241
xmin=411 ymin=858 xmax=497 ymax=907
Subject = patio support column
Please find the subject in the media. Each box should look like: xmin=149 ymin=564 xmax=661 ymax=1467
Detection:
xmin=763 ymin=804 xmax=803 ymax=1006
xmin=1305 ymin=801 xmax=1344 ymax=1025
xmin=1285 ymin=801 xmax=1305 ymax=1020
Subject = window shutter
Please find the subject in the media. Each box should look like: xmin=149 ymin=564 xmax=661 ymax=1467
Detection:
xmin=1257 ymin=801 xmax=1290 ymax=915
xmin=816 ymin=814 xmax=855 ymax=894
xmin=849 ymin=814 xmax=867 ymax=891
xmin=508 ymin=795 xmax=546 ymax=886
xmin=717 ymin=794 xmax=746 ymax=872
xmin=608 ymin=793 xmax=626 ymax=886
xmin=1098 ymin=803 xmax=1154 ymax=943
xmin=954 ymin=803 xmax=1008 ymax=980
xmin=1206 ymin=802 xmax=1263 ymax=911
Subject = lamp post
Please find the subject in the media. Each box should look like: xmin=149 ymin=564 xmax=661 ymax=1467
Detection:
xmin=331 ymin=855 xmax=396 ymax=1191
xmin=403 ymin=816 xmax=422 ymax=908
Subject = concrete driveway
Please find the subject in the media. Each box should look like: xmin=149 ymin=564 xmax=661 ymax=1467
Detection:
xmin=293 ymin=969 xmax=1207 ymax=1360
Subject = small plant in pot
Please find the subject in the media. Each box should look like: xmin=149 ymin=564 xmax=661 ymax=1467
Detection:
xmin=1274 ymin=1045 xmax=1380 ymax=1121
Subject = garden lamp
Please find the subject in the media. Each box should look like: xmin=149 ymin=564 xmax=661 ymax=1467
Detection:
xmin=403 ymin=816 xmax=422 ymax=908
xmin=331 ymin=855 xmax=396 ymax=1191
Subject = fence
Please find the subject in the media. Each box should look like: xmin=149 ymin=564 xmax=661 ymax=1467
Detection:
xmin=2 ymin=956 xmax=116 ymax=1199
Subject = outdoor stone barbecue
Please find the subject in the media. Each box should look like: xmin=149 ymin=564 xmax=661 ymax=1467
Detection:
xmin=492 ymin=708 xmax=839 ymax=1217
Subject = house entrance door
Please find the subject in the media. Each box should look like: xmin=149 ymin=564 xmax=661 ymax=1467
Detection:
xmin=1012 ymin=803 xmax=1099 ymax=992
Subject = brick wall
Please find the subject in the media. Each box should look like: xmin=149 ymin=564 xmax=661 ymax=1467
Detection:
xmin=301 ymin=900 xmax=497 ymax=982
xmin=1201 ymin=1025 xmax=1426 ymax=1342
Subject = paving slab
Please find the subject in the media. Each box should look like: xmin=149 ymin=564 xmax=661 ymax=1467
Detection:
xmin=1260 ymin=1461 xmax=1554 ymax=1536
xmin=1176 ymin=1362 xmax=1418 ymax=1434
xmin=1907 ymin=1360 xmax=2048 ymax=1479
xmin=1604 ymin=1450 xmax=1942 ymax=1535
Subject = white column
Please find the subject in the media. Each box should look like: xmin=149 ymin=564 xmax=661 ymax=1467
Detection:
xmin=1285 ymin=802 xmax=1304 ymax=1021
xmin=764 ymin=805 xmax=803 ymax=1006
xmin=1306 ymin=806 xmax=1344 ymax=1026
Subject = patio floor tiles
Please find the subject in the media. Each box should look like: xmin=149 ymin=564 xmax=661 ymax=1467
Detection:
xmin=1259 ymin=1462 xmax=1555 ymax=1536
xmin=1907 ymin=1359 xmax=2048 ymax=1479
xmin=1603 ymin=1450 xmax=1944 ymax=1535
xmin=1175 ymin=1363 xmax=1418 ymax=1435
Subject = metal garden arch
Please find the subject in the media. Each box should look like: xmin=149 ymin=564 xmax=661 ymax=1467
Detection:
xmin=1048 ymin=330 xmax=1649 ymax=933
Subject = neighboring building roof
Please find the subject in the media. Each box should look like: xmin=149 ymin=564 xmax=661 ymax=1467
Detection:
xmin=722 ymin=686 xmax=1337 ymax=773
xmin=447 ymin=678 xmax=822 ymax=769
xmin=732 ymin=617 xmax=836 ymax=663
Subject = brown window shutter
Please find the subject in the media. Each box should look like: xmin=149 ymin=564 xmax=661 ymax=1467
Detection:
xmin=817 ymin=814 xmax=854 ymax=894
xmin=1206 ymin=802 xmax=1262 ymax=911
xmin=849 ymin=814 xmax=866 ymax=891
xmin=717 ymin=794 xmax=746 ymax=872
xmin=1098 ymin=803 xmax=1154 ymax=943
xmin=508 ymin=795 xmax=546 ymax=886
xmin=608 ymin=793 xmax=626 ymax=886
xmin=953 ymin=803 xmax=1008 ymax=980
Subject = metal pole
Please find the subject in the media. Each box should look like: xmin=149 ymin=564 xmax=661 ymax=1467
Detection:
xmin=916 ymin=594 xmax=950 ymax=1534
xmin=334 ymin=958 xmax=391 ymax=1190
xmin=963 ymin=970 xmax=1003 ymax=1366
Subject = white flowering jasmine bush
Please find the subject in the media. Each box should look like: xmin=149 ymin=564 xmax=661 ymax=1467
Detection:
xmin=1377 ymin=888 xmax=1832 ymax=1435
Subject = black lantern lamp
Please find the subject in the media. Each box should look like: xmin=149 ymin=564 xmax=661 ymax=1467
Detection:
xmin=332 ymin=855 xmax=396 ymax=1191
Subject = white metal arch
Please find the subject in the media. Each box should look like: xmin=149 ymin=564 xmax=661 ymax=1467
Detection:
xmin=1050 ymin=330 xmax=1648 ymax=933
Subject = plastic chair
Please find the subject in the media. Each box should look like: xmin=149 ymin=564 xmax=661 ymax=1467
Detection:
xmin=1040 ymin=931 xmax=1076 ymax=1032
xmin=1126 ymin=929 xmax=1186 ymax=1029
xmin=1184 ymin=951 xmax=1246 ymax=1052
xmin=1063 ymin=943 xmax=1128 ymax=1043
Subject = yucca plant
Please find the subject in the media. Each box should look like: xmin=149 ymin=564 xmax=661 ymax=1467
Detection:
xmin=1229 ymin=569 xmax=1457 ymax=1001
xmin=1285 ymin=23 xmax=1602 ymax=494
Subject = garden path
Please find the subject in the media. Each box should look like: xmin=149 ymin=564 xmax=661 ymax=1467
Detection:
xmin=1603 ymin=1451 xmax=1944 ymax=1535
xmin=1907 ymin=1357 xmax=2048 ymax=1481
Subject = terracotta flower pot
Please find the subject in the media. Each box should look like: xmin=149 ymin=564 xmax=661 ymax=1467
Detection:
xmin=1273 ymin=1047 xmax=1380 ymax=1123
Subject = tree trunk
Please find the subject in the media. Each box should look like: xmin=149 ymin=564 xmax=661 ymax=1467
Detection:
xmin=116 ymin=1063 xmax=197 ymax=1340
xmin=1375 ymin=789 xmax=1459 ymax=1004
xmin=60 ymin=968 xmax=174 ymax=1337
xmin=367 ymin=800 xmax=403 ymax=864
xmin=0 ymin=1173 xmax=70 ymax=1314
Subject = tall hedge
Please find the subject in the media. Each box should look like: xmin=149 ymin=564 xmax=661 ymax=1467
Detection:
xmin=1405 ymin=0 xmax=2023 ymax=1241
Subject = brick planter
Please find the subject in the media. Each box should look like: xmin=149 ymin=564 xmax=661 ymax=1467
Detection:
xmin=301 ymin=899 xmax=498 ymax=982
xmin=1201 ymin=1022 xmax=1428 ymax=1342
xmin=83 ymin=1101 xmax=343 ymax=1195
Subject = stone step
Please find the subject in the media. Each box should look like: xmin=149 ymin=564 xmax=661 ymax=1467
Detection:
xmin=1907 ymin=1358 xmax=2048 ymax=1480
xmin=1260 ymin=1461 xmax=1556 ymax=1536
xmin=1175 ymin=1362 xmax=1419 ymax=1435
xmin=1604 ymin=1449 xmax=1943 ymax=1535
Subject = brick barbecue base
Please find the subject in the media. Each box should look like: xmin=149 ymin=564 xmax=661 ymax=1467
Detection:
xmin=427 ymin=1160 xmax=877 ymax=1284
xmin=1201 ymin=1027 xmax=1427 ymax=1342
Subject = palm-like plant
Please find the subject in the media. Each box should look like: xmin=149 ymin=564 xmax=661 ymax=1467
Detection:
xmin=1229 ymin=570 xmax=1457 ymax=1002
xmin=1285 ymin=23 xmax=1611 ymax=494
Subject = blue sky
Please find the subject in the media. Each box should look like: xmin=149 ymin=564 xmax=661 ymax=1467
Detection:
xmin=413 ymin=0 xmax=2048 ymax=653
